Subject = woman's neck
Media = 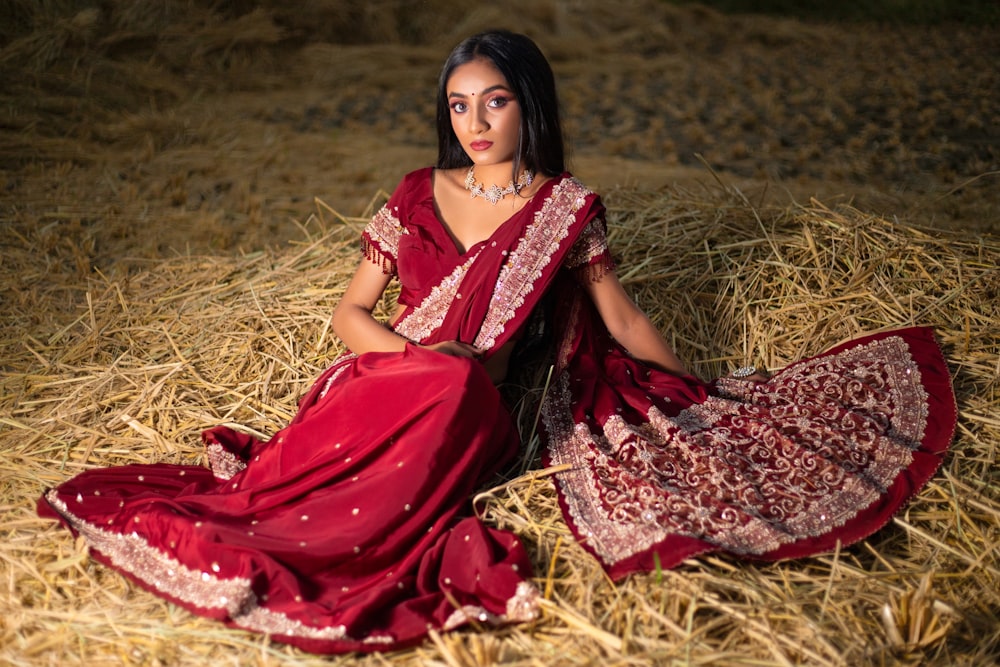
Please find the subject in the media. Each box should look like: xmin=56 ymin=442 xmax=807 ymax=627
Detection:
xmin=468 ymin=162 xmax=517 ymax=186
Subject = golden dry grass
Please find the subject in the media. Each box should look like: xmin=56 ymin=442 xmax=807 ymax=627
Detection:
xmin=3 ymin=182 xmax=999 ymax=665
xmin=2 ymin=0 xmax=998 ymax=253
xmin=2 ymin=1 xmax=999 ymax=664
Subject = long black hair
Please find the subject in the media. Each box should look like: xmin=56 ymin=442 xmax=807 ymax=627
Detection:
xmin=435 ymin=30 xmax=565 ymax=179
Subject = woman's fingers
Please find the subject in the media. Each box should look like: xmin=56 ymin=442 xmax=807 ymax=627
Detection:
xmin=425 ymin=341 xmax=483 ymax=358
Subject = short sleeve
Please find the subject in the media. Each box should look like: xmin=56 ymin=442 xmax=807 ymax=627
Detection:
xmin=361 ymin=204 xmax=404 ymax=276
xmin=564 ymin=215 xmax=615 ymax=282
xmin=361 ymin=170 xmax=427 ymax=276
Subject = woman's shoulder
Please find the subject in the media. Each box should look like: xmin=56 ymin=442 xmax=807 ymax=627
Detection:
xmin=550 ymin=171 xmax=593 ymax=191
xmin=386 ymin=166 xmax=436 ymax=208
xmin=549 ymin=171 xmax=604 ymax=206
xmin=397 ymin=166 xmax=436 ymax=189
xmin=410 ymin=165 xmax=436 ymax=178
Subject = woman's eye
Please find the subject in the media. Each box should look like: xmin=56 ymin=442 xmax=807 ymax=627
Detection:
xmin=487 ymin=96 xmax=509 ymax=108
xmin=450 ymin=102 xmax=467 ymax=113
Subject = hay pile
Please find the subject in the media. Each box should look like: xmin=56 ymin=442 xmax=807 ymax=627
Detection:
xmin=3 ymin=182 xmax=998 ymax=665
xmin=3 ymin=0 xmax=999 ymax=663
xmin=2 ymin=0 xmax=998 ymax=256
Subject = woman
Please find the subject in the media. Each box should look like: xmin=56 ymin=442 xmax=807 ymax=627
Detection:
xmin=38 ymin=30 xmax=956 ymax=653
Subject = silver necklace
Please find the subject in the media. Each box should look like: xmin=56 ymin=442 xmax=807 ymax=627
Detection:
xmin=464 ymin=166 xmax=534 ymax=205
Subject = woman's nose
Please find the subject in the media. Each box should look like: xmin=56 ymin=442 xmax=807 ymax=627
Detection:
xmin=469 ymin=105 xmax=489 ymax=133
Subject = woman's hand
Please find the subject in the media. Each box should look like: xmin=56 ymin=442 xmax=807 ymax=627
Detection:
xmin=730 ymin=366 xmax=770 ymax=383
xmin=423 ymin=341 xmax=483 ymax=359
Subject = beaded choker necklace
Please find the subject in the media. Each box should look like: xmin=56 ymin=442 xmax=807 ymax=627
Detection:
xmin=464 ymin=166 xmax=534 ymax=205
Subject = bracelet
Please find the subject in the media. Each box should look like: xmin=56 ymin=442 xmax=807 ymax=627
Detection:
xmin=731 ymin=365 xmax=757 ymax=378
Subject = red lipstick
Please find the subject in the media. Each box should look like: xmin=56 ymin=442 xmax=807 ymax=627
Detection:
xmin=470 ymin=141 xmax=493 ymax=151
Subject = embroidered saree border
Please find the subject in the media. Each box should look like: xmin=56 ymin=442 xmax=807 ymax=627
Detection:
xmin=362 ymin=205 xmax=405 ymax=275
xmin=44 ymin=491 xmax=534 ymax=646
xmin=391 ymin=176 xmax=593 ymax=351
xmin=393 ymin=252 xmax=482 ymax=344
xmin=543 ymin=373 xmax=672 ymax=562
xmin=475 ymin=178 xmax=592 ymax=350
xmin=443 ymin=581 xmax=540 ymax=630
xmin=206 ymin=443 xmax=246 ymax=481
xmin=544 ymin=334 xmax=931 ymax=566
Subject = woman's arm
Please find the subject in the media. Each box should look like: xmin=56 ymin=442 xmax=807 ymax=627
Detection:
xmin=331 ymin=258 xmax=406 ymax=354
xmin=331 ymin=258 xmax=482 ymax=358
xmin=582 ymin=270 xmax=688 ymax=375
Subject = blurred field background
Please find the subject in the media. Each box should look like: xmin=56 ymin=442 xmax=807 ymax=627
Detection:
xmin=2 ymin=1 xmax=999 ymax=665
xmin=2 ymin=0 xmax=997 ymax=260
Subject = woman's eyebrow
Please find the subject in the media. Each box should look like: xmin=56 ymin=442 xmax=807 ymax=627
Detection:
xmin=448 ymin=85 xmax=512 ymax=99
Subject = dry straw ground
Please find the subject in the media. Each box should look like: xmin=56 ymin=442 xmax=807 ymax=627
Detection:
xmin=2 ymin=1 xmax=999 ymax=665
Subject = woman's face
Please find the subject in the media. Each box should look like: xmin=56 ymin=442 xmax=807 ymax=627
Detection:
xmin=446 ymin=58 xmax=521 ymax=168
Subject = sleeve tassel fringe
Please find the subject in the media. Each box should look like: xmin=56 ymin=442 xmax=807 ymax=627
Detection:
xmin=574 ymin=254 xmax=617 ymax=284
xmin=361 ymin=237 xmax=397 ymax=276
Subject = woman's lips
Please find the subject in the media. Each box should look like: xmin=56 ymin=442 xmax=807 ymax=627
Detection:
xmin=470 ymin=140 xmax=493 ymax=151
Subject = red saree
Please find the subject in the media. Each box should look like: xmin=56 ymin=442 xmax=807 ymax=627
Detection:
xmin=38 ymin=168 xmax=604 ymax=653
xmin=39 ymin=166 xmax=956 ymax=649
xmin=542 ymin=281 xmax=957 ymax=580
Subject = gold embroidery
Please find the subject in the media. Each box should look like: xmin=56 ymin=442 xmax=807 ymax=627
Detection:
xmin=206 ymin=443 xmax=246 ymax=481
xmin=443 ymin=606 xmax=501 ymax=631
xmin=564 ymin=216 xmax=610 ymax=269
xmin=442 ymin=581 xmax=540 ymax=631
xmin=393 ymin=252 xmax=482 ymax=344
xmin=46 ymin=491 xmax=254 ymax=615
xmin=544 ymin=335 xmax=930 ymax=565
xmin=362 ymin=205 xmax=405 ymax=275
xmin=231 ymin=604 xmax=355 ymax=643
xmin=318 ymin=353 xmax=359 ymax=399
xmin=475 ymin=178 xmax=592 ymax=350
xmin=506 ymin=580 xmax=541 ymax=621
xmin=369 ymin=177 xmax=594 ymax=350
xmin=46 ymin=490 xmax=424 ymax=646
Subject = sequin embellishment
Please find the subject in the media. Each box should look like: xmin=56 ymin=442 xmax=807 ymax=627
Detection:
xmin=543 ymin=335 xmax=930 ymax=565
xmin=361 ymin=205 xmax=405 ymax=275
xmin=394 ymin=252 xmax=482 ymax=344
xmin=475 ymin=178 xmax=592 ymax=350
xmin=207 ymin=443 xmax=247 ymax=481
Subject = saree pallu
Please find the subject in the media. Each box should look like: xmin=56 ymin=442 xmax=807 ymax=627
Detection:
xmin=38 ymin=170 xmax=605 ymax=653
xmin=542 ymin=286 xmax=957 ymax=580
